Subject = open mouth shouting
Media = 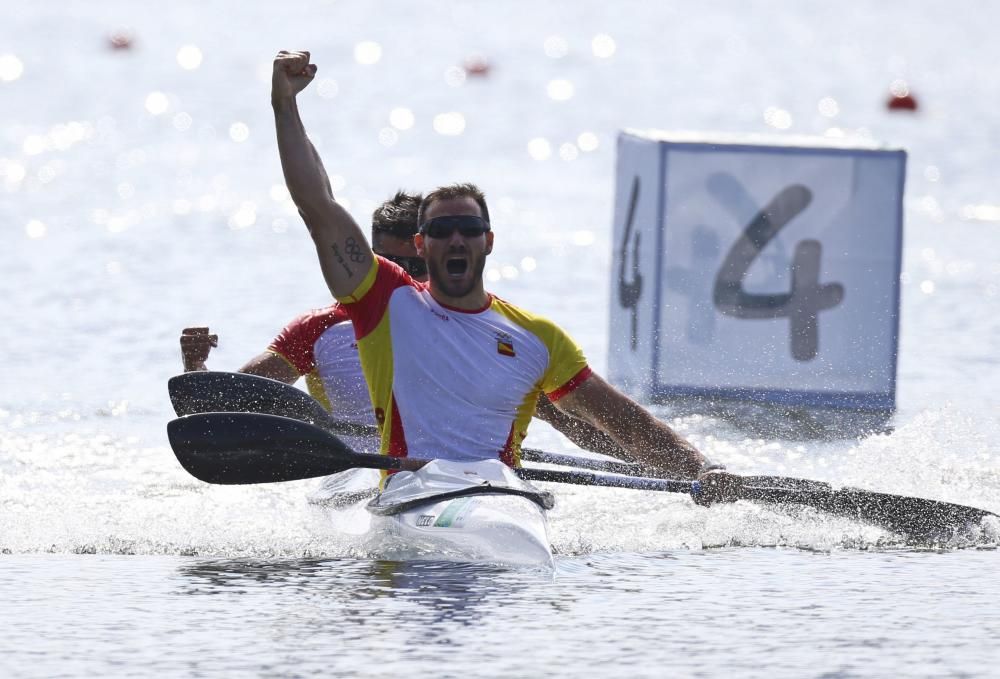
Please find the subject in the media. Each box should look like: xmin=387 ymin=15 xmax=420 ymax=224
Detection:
xmin=426 ymin=247 xmax=484 ymax=300
xmin=445 ymin=256 xmax=469 ymax=277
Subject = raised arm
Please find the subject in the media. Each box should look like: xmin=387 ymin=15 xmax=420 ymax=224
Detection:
xmin=271 ymin=50 xmax=373 ymax=299
xmin=180 ymin=327 xmax=218 ymax=372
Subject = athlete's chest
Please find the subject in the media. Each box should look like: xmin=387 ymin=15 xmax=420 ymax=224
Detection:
xmin=387 ymin=289 xmax=550 ymax=393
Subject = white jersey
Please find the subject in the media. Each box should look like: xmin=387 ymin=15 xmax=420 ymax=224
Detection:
xmin=338 ymin=257 xmax=592 ymax=466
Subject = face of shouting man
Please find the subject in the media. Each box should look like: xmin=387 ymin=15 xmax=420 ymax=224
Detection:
xmin=415 ymin=196 xmax=493 ymax=307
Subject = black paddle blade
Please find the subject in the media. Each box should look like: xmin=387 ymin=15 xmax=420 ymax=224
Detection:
xmin=742 ymin=484 xmax=998 ymax=541
xmin=168 ymin=372 xmax=376 ymax=438
xmin=167 ymin=412 xmax=365 ymax=484
xmin=169 ymin=371 xmax=334 ymax=421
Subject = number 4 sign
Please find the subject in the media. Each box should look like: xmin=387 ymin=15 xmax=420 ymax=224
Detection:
xmin=607 ymin=131 xmax=906 ymax=410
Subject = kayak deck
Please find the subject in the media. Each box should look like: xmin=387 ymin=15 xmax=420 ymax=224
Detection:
xmin=367 ymin=493 xmax=553 ymax=567
xmin=310 ymin=460 xmax=554 ymax=567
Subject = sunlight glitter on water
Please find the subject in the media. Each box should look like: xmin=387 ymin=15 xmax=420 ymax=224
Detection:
xmin=0 ymin=53 xmax=24 ymax=81
xmin=176 ymin=45 xmax=202 ymax=70
xmin=3 ymin=2 xmax=1000 ymax=675
xmin=432 ymin=112 xmax=465 ymax=136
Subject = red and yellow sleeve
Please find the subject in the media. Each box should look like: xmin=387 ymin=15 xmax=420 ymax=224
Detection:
xmin=337 ymin=257 xmax=413 ymax=341
xmin=540 ymin=327 xmax=591 ymax=401
xmin=267 ymin=305 xmax=349 ymax=375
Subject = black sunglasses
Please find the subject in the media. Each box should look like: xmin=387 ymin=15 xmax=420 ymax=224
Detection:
xmin=418 ymin=215 xmax=491 ymax=239
xmin=380 ymin=253 xmax=428 ymax=278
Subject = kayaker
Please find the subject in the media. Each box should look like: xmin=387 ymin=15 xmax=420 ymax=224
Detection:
xmin=178 ymin=192 xmax=626 ymax=459
xmin=271 ymin=50 xmax=742 ymax=503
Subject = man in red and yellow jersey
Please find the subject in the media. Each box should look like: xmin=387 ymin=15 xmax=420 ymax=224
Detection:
xmin=272 ymin=50 xmax=741 ymax=501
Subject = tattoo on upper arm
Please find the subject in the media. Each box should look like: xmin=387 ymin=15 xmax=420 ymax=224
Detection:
xmin=330 ymin=237 xmax=367 ymax=278
xmin=330 ymin=243 xmax=354 ymax=277
xmin=344 ymin=237 xmax=366 ymax=263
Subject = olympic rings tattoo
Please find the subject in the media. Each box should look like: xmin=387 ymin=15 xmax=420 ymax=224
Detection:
xmin=344 ymin=237 xmax=365 ymax=263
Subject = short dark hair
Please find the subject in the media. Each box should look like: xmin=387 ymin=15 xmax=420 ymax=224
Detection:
xmin=417 ymin=182 xmax=490 ymax=227
xmin=372 ymin=190 xmax=422 ymax=239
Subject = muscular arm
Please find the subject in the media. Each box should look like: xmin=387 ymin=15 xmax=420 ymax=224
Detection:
xmin=553 ymin=373 xmax=707 ymax=480
xmin=238 ymin=351 xmax=300 ymax=384
xmin=181 ymin=328 xmax=299 ymax=384
xmin=534 ymin=394 xmax=633 ymax=460
xmin=271 ymin=50 xmax=373 ymax=299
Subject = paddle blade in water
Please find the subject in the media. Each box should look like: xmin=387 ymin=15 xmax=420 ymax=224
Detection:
xmin=741 ymin=483 xmax=997 ymax=541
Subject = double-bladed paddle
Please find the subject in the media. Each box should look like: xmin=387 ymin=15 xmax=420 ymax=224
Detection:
xmin=167 ymin=371 xmax=647 ymax=476
xmin=165 ymin=410 xmax=689 ymax=488
xmin=167 ymin=411 xmax=998 ymax=541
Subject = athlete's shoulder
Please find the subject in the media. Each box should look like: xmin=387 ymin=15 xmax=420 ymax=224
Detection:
xmin=488 ymin=294 xmax=588 ymax=382
xmin=282 ymin=303 xmax=350 ymax=332
xmin=270 ymin=302 xmax=352 ymax=358
xmin=339 ymin=256 xmax=418 ymax=305
xmin=339 ymin=257 xmax=424 ymax=339
xmin=489 ymin=295 xmax=570 ymax=338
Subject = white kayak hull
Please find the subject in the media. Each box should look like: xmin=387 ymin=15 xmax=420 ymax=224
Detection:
xmin=366 ymin=493 xmax=552 ymax=568
xmin=310 ymin=459 xmax=554 ymax=568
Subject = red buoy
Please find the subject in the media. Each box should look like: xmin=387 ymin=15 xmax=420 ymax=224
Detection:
xmin=108 ymin=29 xmax=134 ymax=50
xmin=463 ymin=55 xmax=491 ymax=77
xmin=886 ymin=79 xmax=918 ymax=112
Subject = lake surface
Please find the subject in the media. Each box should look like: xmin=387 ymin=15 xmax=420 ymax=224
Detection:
xmin=2 ymin=1 xmax=999 ymax=676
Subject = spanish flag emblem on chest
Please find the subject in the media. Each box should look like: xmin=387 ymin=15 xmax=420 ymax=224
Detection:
xmin=497 ymin=339 xmax=516 ymax=357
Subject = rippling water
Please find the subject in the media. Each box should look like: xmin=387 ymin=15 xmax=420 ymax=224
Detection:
xmin=4 ymin=552 xmax=999 ymax=678
xmin=2 ymin=1 xmax=999 ymax=676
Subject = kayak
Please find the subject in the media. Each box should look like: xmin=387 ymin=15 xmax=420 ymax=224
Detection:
xmin=309 ymin=459 xmax=555 ymax=568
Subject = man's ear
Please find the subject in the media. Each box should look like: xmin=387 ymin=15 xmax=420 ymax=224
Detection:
xmin=414 ymin=233 xmax=426 ymax=256
xmin=485 ymin=231 xmax=494 ymax=255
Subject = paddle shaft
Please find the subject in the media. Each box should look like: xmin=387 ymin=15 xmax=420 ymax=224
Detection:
xmin=169 ymin=412 xmax=696 ymax=492
xmin=518 ymin=467 xmax=693 ymax=493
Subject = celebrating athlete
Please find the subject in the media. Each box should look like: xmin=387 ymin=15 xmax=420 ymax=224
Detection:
xmin=271 ymin=50 xmax=741 ymax=501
